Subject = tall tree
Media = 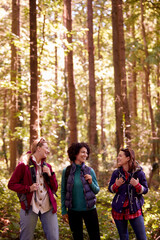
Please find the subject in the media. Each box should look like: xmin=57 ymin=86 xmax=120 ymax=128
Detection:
xmin=64 ymin=0 xmax=77 ymax=144
xmin=126 ymin=3 xmax=137 ymax=120
xmin=30 ymin=0 xmax=39 ymax=145
xmin=112 ymin=0 xmax=123 ymax=152
xmin=96 ymin=1 xmax=106 ymax=159
xmin=156 ymin=17 xmax=160 ymax=162
xmin=10 ymin=0 xmax=20 ymax=172
xmin=17 ymin=15 xmax=23 ymax=158
xmin=87 ymin=0 xmax=98 ymax=173
xmin=2 ymin=89 xmax=8 ymax=168
xmin=118 ymin=0 xmax=131 ymax=146
xmin=140 ymin=0 xmax=156 ymax=162
xmin=112 ymin=0 xmax=131 ymax=152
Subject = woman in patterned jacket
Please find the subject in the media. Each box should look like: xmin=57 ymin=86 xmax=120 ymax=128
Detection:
xmin=108 ymin=148 xmax=148 ymax=240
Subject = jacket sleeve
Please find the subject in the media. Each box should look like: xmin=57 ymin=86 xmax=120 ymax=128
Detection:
xmin=61 ymin=168 xmax=67 ymax=215
xmin=8 ymin=163 xmax=30 ymax=194
xmin=108 ymin=170 xmax=119 ymax=193
xmin=89 ymin=168 xmax=100 ymax=194
xmin=47 ymin=164 xmax=58 ymax=193
xmin=137 ymin=170 xmax=148 ymax=195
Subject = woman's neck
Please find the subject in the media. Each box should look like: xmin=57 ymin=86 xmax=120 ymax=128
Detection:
xmin=122 ymin=164 xmax=129 ymax=172
xmin=33 ymin=153 xmax=41 ymax=164
xmin=75 ymin=160 xmax=82 ymax=165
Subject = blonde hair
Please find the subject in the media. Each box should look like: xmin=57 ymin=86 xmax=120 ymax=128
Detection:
xmin=31 ymin=137 xmax=47 ymax=154
xmin=18 ymin=137 xmax=47 ymax=165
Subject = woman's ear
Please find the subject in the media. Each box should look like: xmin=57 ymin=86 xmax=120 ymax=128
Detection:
xmin=37 ymin=146 xmax=41 ymax=152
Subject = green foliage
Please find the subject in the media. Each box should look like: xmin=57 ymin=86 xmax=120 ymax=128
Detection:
xmin=0 ymin=178 xmax=20 ymax=239
xmin=1 ymin=0 xmax=160 ymax=166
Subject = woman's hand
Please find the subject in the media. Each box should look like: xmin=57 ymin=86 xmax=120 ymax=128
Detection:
xmin=84 ymin=174 xmax=92 ymax=184
xmin=30 ymin=183 xmax=39 ymax=192
xmin=115 ymin=177 xmax=125 ymax=187
xmin=62 ymin=214 xmax=69 ymax=224
xmin=130 ymin=177 xmax=139 ymax=187
xmin=43 ymin=165 xmax=51 ymax=177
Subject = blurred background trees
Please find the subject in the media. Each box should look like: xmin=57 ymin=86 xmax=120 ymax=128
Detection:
xmin=0 ymin=0 xmax=160 ymax=186
xmin=0 ymin=1 xmax=160 ymax=239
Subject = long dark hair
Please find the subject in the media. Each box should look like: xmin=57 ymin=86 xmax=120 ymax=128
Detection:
xmin=120 ymin=148 xmax=138 ymax=172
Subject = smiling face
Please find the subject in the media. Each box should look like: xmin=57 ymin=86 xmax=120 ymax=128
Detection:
xmin=117 ymin=150 xmax=130 ymax=171
xmin=38 ymin=142 xmax=50 ymax=159
xmin=75 ymin=147 xmax=88 ymax=165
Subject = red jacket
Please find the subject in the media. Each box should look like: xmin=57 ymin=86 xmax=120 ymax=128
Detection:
xmin=8 ymin=157 xmax=58 ymax=213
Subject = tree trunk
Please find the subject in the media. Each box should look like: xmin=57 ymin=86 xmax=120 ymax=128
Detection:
xmin=10 ymin=0 xmax=20 ymax=172
xmin=59 ymin=6 xmax=69 ymax=144
xmin=128 ymin=18 xmax=137 ymax=119
xmin=54 ymin=12 xmax=59 ymax=135
xmin=17 ymin=90 xmax=23 ymax=157
xmin=97 ymin=1 xmax=106 ymax=158
xmin=140 ymin=0 xmax=156 ymax=162
xmin=64 ymin=0 xmax=77 ymax=144
xmin=17 ymin=41 xmax=23 ymax=158
xmin=87 ymin=0 xmax=98 ymax=173
xmin=112 ymin=0 xmax=123 ymax=152
xmin=117 ymin=0 xmax=131 ymax=147
xmin=156 ymin=18 xmax=160 ymax=163
xmin=55 ymin=12 xmax=58 ymax=86
xmin=38 ymin=9 xmax=46 ymax=137
xmin=30 ymin=0 xmax=39 ymax=145
xmin=2 ymin=89 xmax=8 ymax=168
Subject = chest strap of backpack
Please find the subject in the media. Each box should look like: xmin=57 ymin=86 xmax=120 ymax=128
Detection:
xmin=29 ymin=160 xmax=37 ymax=202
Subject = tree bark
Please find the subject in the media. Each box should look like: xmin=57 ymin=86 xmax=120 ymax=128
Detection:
xmin=128 ymin=18 xmax=137 ymax=119
xmin=140 ymin=0 xmax=156 ymax=162
xmin=2 ymin=89 xmax=8 ymax=168
xmin=97 ymin=1 xmax=106 ymax=157
xmin=10 ymin=0 xmax=20 ymax=172
xmin=117 ymin=0 xmax=131 ymax=146
xmin=30 ymin=0 xmax=39 ymax=145
xmin=87 ymin=0 xmax=98 ymax=173
xmin=112 ymin=0 xmax=123 ymax=152
xmin=64 ymin=0 xmax=77 ymax=144
xmin=17 ymin=35 xmax=23 ymax=158
xmin=156 ymin=18 xmax=160 ymax=163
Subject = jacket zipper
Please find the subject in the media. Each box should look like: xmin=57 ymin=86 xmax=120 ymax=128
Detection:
xmin=116 ymin=194 xmax=120 ymax=203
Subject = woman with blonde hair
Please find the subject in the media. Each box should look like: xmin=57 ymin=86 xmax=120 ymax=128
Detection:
xmin=8 ymin=137 xmax=59 ymax=240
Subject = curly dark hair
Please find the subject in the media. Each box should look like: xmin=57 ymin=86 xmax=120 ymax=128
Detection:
xmin=67 ymin=142 xmax=90 ymax=162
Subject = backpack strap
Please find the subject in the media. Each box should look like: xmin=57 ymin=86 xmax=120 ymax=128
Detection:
xmin=17 ymin=159 xmax=36 ymax=214
xmin=29 ymin=160 xmax=36 ymax=183
xmin=29 ymin=159 xmax=37 ymax=202
xmin=65 ymin=165 xmax=72 ymax=190
xmin=42 ymin=161 xmax=58 ymax=197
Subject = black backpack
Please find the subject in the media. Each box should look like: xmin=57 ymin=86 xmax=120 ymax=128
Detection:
xmin=65 ymin=165 xmax=72 ymax=190
xmin=18 ymin=159 xmax=57 ymax=213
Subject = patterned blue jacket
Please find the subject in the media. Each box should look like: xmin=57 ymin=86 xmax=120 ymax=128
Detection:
xmin=108 ymin=166 xmax=148 ymax=214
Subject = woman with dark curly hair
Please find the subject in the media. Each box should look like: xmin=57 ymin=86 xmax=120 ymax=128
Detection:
xmin=108 ymin=148 xmax=148 ymax=240
xmin=61 ymin=142 xmax=100 ymax=240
